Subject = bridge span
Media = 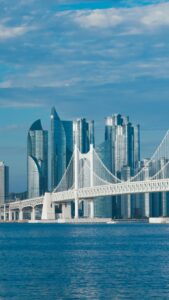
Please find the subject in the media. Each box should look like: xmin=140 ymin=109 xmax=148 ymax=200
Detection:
xmin=2 ymin=130 xmax=169 ymax=222
xmin=1 ymin=178 xmax=169 ymax=222
xmin=52 ymin=179 xmax=169 ymax=201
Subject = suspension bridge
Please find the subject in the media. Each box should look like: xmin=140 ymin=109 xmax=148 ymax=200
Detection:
xmin=2 ymin=130 xmax=169 ymax=222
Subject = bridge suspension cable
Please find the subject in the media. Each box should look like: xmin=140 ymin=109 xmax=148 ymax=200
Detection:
xmin=93 ymin=149 xmax=122 ymax=184
xmin=131 ymin=130 xmax=169 ymax=181
xmin=53 ymin=151 xmax=75 ymax=193
xmin=151 ymin=160 xmax=169 ymax=180
xmin=53 ymin=130 xmax=169 ymax=194
xmin=84 ymin=159 xmax=118 ymax=187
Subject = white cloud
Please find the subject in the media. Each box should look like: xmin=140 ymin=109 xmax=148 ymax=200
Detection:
xmin=141 ymin=4 xmax=169 ymax=27
xmin=0 ymin=100 xmax=44 ymax=108
xmin=73 ymin=3 xmax=169 ymax=32
xmin=0 ymin=124 xmax=20 ymax=131
xmin=0 ymin=24 xmax=35 ymax=40
xmin=0 ymin=80 xmax=12 ymax=88
xmin=75 ymin=9 xmax=123 ymax=28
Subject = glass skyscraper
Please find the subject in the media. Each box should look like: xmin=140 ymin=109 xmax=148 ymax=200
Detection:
xmin=51 ymin=107 xmax=73 ymax=191
xmin=50 ymin=110 xmax=94 ymax=216
xmin=27 ymin=119 xmax=48 ymax=199
xmin=73 ymin=118 xmax=95 ymax=217
xmin=105 ymin=114 xmax=140 ymax=177
xmin=94 ymin=140 xmax=113 ymax=218
xmin=73 ymin=118 xmax=95 ymax=153
xmin=104 ymin=114 xmax=140 ymax=218
xmin=0 ymin=162 xmax=9 ymax=205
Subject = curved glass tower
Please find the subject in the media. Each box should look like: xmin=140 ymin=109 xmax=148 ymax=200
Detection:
xmin=27 ymin=120 xmax=48 ymax=198
xmin=51 ymin=107 xmax=73 ymax=190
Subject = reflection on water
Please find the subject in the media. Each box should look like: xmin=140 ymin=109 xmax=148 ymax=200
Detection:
xmin=0 ymin=224 xmax=169 ymax=299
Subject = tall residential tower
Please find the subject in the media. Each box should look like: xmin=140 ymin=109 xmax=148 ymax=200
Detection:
xmin=0 ymin=162 xmax=9 ymax=205
xmin=27 ymin=120 xmax=48 ymax=198
xmin=73 ymin=118 xmax=95 ymax=217
xmin=51 ymin=107 xmax=73 ymax=191
xmin=73 ymin=118 xmax=95 ymax=153
xmin=105 ymin=114 xmax=140 ymax=177
xmin=104 ymin=114 xmax=140 ymax=218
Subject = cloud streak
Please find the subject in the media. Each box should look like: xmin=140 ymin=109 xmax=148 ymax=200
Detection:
xmin=0 ymin=99 xmax=44 ymax=108
xmin=0 ymin=25 xmax=27 ymax=39
xmin=73 ymin=3 xmax=169 ymax=32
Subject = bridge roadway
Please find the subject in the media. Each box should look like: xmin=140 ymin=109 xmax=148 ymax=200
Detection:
xmin=8 ymin=196 xmax=44 ymax=210
xmin=51 ymin=179 xmax=169 ymax=202
xmin=6 ymin=178 xmax=169 ymax=211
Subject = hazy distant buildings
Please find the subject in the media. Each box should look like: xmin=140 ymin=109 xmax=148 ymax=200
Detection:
xmin=27 ymin=119 xmax=48 ymax=199
xmin=0 ymin=162 xmax=9 ymax=205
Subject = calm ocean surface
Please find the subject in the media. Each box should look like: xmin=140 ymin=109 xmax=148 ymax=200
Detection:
xmin=0 ymin=223 xmax=169 ymax=300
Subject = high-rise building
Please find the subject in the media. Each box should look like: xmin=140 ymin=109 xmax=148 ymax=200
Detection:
xmin=51 ymin=107 xmax=73 ymax=190
xmin=27 ymin=119 xmax=48 ymax=199
xmin=73 ymin=118 xmax=95 ymax=217
xmin=94 ymin=141 xmax=113 ymax=218
xmin=105 ymin=114 xmax=140 ymax=177
xmin=105 ymin=114 xmax=140 ymax=218
xmin=51 ymin=111 xmax=94 ymax=216
xmin=0 ymin=162 xmax=9 ymax=205
xmin=73 ymin=118 xmax=95 ymax=153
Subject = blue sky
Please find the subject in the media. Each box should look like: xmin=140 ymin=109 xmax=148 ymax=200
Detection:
xmin=0 ymin=0 xmax=169 ymax=192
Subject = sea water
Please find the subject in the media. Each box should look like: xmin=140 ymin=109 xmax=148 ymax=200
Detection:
xmin=0 ymin=223 xmax=169 ymax=300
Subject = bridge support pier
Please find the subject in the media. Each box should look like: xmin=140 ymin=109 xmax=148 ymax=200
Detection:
xmin=9 ymin=210 xmax=12 ymax=221
xmin=89 ymin=199 xmax=94 ymax=219
xmin=19 ymin=209 xmax=23 ymax=221
xmin=42 ymin=193 xmax=55 ymax=220
xmin=31 ymin=207 xmax=36 ymax=221
xmin=144 ymin=193 xmax=150 ymax=217
xmin=62 ymin=203 xmax=72 ymax=219
xmin=74 ymin=195 xmax=79 ymax=219
xmin=3 ymin=205 xmax=6 ymax=221
xmin=14 ymin=211 xmax=17 ymax=221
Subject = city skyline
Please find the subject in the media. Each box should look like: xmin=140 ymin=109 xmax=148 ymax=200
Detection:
xmin=9 ymin=108 xmax=143 ymax=219
xmin=0 ymin=108 xmax=169 ymax=193
xmin=0 ymin=0 xmax=169 ymax=191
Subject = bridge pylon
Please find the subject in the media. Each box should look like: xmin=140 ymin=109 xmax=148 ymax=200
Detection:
xmin=89 ymin=144 xmax=94 ymax=218
xmin=74 ymin=144 xmax=79 ymax=219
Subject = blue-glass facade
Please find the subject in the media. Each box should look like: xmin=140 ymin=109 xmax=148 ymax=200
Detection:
xmin=51 ymin=108 xmax=73 ymax=190
xmin=94 ymin=141 xmax=113 ymax=218
xmin=27 ymin=119 xmax=48 ymax=198
xmin=0 ymin=162 xmax=9 ymax=204
xmin=105 ymin=115 xmax=140 ymax=177
xmin=73 ymin=118 xmax=95 ymax=153
xmin=104 ymin=114 xmax=140 ymax=218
